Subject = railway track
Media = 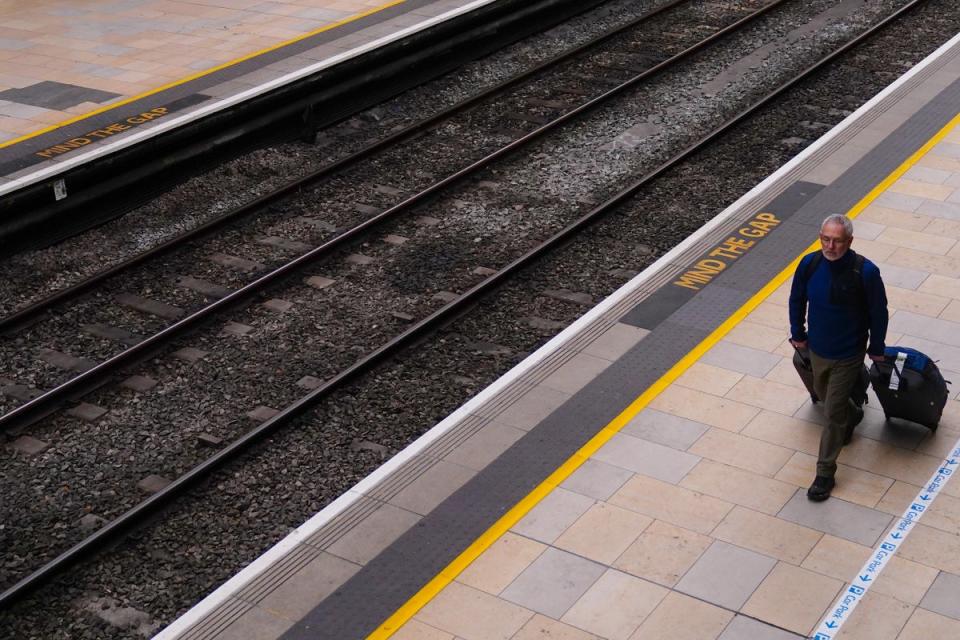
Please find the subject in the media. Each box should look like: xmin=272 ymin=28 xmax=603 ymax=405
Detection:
xmin=0 ymin=0 xmax=772 ymax=427
xmin=2 ymin=0 xmax=955 ymax=635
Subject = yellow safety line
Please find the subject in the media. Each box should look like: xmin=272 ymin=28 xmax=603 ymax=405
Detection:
xmin=0 ymin=0 xmax=405 ymax=151
xmin=367 ymin=110 xmax=960 ymax=639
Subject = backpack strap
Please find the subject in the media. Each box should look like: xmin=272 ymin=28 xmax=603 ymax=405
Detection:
xmin=852 ymin=253 xmax=864 ymax=277
xmin=803 ymin=251 xmax=822 ymax=283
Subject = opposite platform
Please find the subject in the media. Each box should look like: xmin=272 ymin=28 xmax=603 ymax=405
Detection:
xmin=0 ymin=0 xmax=529 ymax=193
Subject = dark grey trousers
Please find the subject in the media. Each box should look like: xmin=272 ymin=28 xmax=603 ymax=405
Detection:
xmin=809 ymin=350 xmax=865 ymax=478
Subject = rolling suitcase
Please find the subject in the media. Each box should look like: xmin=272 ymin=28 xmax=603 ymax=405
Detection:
xmin=869 ymin=346 xmax=950 ymax=431
xmin=792 ymin=345 xmax=869 ymax=406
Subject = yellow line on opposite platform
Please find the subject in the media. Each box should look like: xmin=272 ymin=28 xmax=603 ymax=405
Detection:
xmin=0 ymin=0 xmax=404 ymax=151
xmin=367 ymin=110 xmax=960 ymax=639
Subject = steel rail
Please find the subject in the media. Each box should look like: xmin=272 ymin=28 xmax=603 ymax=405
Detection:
xmin=0 ymin=0 xmax=693 ymax=335
xmin=0 ymin=0 xmax=929 ymax=609
xmin=0 ymin=0 xmax=785 ymax=434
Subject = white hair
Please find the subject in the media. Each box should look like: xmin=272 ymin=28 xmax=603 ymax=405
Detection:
xmin=821 ymin=214 xmax=853 ymax=238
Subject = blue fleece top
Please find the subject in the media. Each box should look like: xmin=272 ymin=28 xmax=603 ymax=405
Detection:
xmin=789 ymin=249 xmax=888 ymax=359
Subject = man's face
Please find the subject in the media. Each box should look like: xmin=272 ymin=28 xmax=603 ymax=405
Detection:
xmin=820 ymin=222 xmax=852 ymax=261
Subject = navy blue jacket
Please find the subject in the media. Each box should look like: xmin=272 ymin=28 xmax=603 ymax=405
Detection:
xmin=789 ymin=249 xmax=888 ymax=359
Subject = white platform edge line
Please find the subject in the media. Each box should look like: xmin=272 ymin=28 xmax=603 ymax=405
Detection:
xmin=152 ymin=28 xmax=960 ymax=640
xmin=0 ymin=0 xmax=498 ymax=199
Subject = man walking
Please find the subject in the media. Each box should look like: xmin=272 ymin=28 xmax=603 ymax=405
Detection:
xmin=789 ymin=214 xmax=888 ymax=501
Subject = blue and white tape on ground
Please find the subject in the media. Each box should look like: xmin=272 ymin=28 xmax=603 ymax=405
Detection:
xmin=812 ymin=438 xmax=960 ymax=639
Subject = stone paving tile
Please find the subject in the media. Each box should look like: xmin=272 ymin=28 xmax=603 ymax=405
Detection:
xmin=762 ymin=357 xmax=810 ymax=391
xmin=833 ymin=590 xmax=914 ymax=640
xmin=876 ymin=480 xmax=960 ymax=535
xmin=216 ymin=606 xmax=293 ymax=640
xmin=888 ymin=247 xmax=960 ymax=279
xmin=674 ymin=362 xmax=744 ymax=396
xmin=540 ymin=352 xmax=612 ymax=394
xmin=325 ymin=502 xmax=420 ymax=565
xmin=512 ymin=614 xmax=599 ymax=640
xmin=889 ymin=309 xmax=960 ymax=346
xmin=630 ymin=591 xmax=732 ymax=640
xmin=511 ymin=488 xmax=595 ymax=544
xmin=620 ymin=409 xmax=709 ymax=451
xmin=443 ymin=421 xmax=525 ymax=471
xmin=775 ymin=451 xmax=894 ymax=508
xmin=926 ymin=218 xmax=960 ymax=241
xmin=713 ymin=505 xmax=823 ymax=565
xmin=417 ymin=581 xmax=534 ymax=640
xmin=388 ymin=460 xmax=476 ymax=516
xmin=257 ymin=552 xmax=359 ymax=620
xmin=856 ymin=218 xmax=893 ymax=242
xmin=742 ymin=300 xmax=785 ymax=330
xmin=679 ymin=460 xmax=796 ymax=515
xmin=688 ymin=429 xmax=793 ymax=477
xmin=581 ymin=323 xmax=650 ymax=361
xmin=778 ymin=490 xmax=893 ymax=546
xmin=608 ymin=475 xmax=733 ymax=535
xmin=876 ymin=227 xmax=958 ymax=254
xmin=560 ymin=459 xmax=633 ymax=501
xmin=853 ymin=237 xmax=899 ymax=262
xmin=724 ymin=376 xmax=811 ymax=415
xmin=855 ymin=406 xmax=929 ymax=450
xmin=741 ymin=562 xmax=843 ymax=636
xmin=919 ymin=571 xmax=960 ymax=621
xmin=859 ymin=205 xmax=932 ymax=231
xmin=592 ymin=433 xmax=700 ymax=483
xmin=723 ymin=321 xmax=786 ymax=352
xmin=491 ymin=385 xmax=571 ymax=431
xmin=801 ymin=534 xmax=938 ymax=606
xmin=648 ymin=386 xmax=761 ymax=433
xmin=874 ymin=191 xmax=925 ymax=212
xmin=885 ymin=286 xmax=952 ymax=317
xmin=897 ymin=607 xmax=960 ymax=638
xmin=741 ymin=411 xmax=821 ymax=456
xmin=717 ymin=615 xmax=804 ymax=639
xmin=612 ymin=519 xmax=712 ymax=588
xmin=500 ymin=548 xmax=605 ymax=619
xmin=457 ymin=532 xmax=546 ymax=596
xmin=872 ymin=261 xmax=930 ymax=290
xmin=674 ymin=540 xmax=777 ymax=610
xmin=699 ymin=340 xmax=782 ymax=377
xmin=553 ymin=503 xmax=651 ymax=565
xmin=840 ymin=427 xmax=944 ymax=480
xmin=560 ymin=569 xmax=668 ymax=640
xmin=391 ymin=619 xmax=454 ymax=640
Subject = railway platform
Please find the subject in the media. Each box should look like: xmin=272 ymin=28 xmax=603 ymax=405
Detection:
xmin=0 ymin=0 xmax=482 ymax=176
xmin=152 ymin=24 xmax=960 ymax=640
